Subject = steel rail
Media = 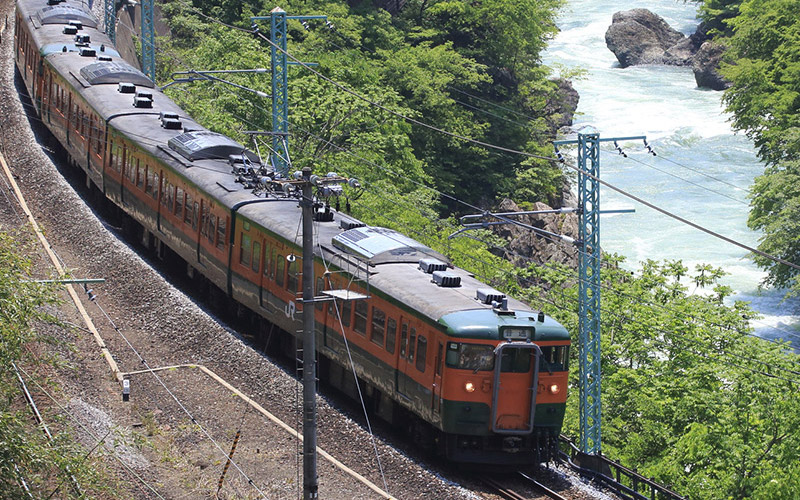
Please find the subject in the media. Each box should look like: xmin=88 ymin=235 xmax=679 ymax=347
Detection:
xmin=518 ymin=471 xmax=568 ymax=500
xmin=479 ymin=475 xmax=529 ymax=500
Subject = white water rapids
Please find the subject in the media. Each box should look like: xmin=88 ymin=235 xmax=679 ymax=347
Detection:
xmin=541 ymin=0 xmax=800 ymax=343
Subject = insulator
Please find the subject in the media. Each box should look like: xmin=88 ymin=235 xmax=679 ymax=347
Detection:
xmin=300 ymin=20 xmax=310 ymax=30
xmin=326 ymin=20 xmax=334 ymax=30
xmin=335 ymin=199 xmax=340 ymax=211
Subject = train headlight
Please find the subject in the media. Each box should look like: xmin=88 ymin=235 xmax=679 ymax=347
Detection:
xmin=465 ymin=381 xmax=476 ymax=393
xmin=549 ymin=384 xmax=561 ymax=394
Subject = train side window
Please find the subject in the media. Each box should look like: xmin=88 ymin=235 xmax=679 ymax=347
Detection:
xmin=240 ymin=233 xmax=252 ymax=267
xmin=216 ymin=217 xmax=227 ymax=250
xmin=287 ymin=258 xmax=299 ymax=293
xmin=353 ymin=300 xmax=368 ymax=335
xmin=539 ymin=345 xmax=569 ymax=372
xmin=315 ymin=277 xmax=325 ymax=311
xmin=408 ymin=328 xmax=417 ymax=362
xmin=340 ymin=299 xmax=351 ymax=327
xmin=400 ymin=324 xmax=408 ymax=357
xmin=144 ymin=168 xmax=154 ymax=196
xmin=252 ymin=241 xmax=261 ymax=273
xmin=275 ymin=255 xmax=285 ymax=287
xmin=161 ymin=180 xmax=171 ymax=209
xmin=136 ymin=162 xmax=145 ymax=189
xmin=153 ymin=173 xmax=160 ymax=200
xmin=370 ymin=307 xmax=385 ymax=346
xmin=175 ymin=187 xmax=184 ymax=218
xmin=191 ymin=202 xmax=199 ymax=230
xmin=386 ymin=318 xmax=397 ymax=354
xmin=125 ymin=157 xmax=136 ymax=184
xmin=415 ymin=335 xmax=427 ymax=372
xmin=208 ymin=215 xmax=216 ymax=245
xmin=184 ymin=194 xmax=193 ymax=223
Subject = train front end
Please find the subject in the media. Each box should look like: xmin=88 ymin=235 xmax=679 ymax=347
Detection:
xmin=437 ymin=304 xmax=570 ymax=465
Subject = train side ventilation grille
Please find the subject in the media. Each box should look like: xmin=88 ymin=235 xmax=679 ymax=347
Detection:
xmin=419 ymin=258 xmax=448 ymax=274
xmin=432 ymin=271 xmax=460 ymax=288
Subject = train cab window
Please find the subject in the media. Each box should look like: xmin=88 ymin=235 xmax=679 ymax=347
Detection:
xmin=446 ymin=343 xmax=494 ymax=371
xmin=540 ymin=346 xmax=570 ymax=372
xmin=275 ymin=255 xmax=285 ymax=287
xmin=370 ymin=307 xmax=385 ymax=346
xmin=287 ymin=259 xmax=299 ymax=293
xmin=252 ymin=241 xmax=261 ymax=273
xmin=500 ymin=349 xmax=531 ymax=373
xmin=216 ymin=218 xmax=227 ymax=250
xmin=240 ymin=234 xmax=252 ymax=267
xmin=415 ymin=335 xmax=427 ymax=372
xmin=386 ymin=318 xmax=397 ymax=354
xmin=175 ymin=187 xmax=184 ymax=218
xmin=408 ymin=328 xmax=417 ymax=362
xmin=353 ymin=300 xmax=368 ymax=335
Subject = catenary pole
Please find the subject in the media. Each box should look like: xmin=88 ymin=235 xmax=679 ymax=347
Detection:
xmin=301 ymin=167 xmax=318 ymax=499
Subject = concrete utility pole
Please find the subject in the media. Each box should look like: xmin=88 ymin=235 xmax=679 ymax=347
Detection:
xmin=300 ymin=167 xmax=318 ymax=499
xmin=554 ymin=132 xmax=644 ymax=456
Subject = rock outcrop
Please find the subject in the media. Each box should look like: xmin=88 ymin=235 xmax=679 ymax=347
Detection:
xmin=605 ymin=9 xmax=731 ymax=89
xmin=545 ymin=78 xmax=580 ymax=134
xmin=693 ymin=41 xmax=731 ymax=90
xmin=605 ymin=9 xmax=686 ymax=67
xmin=489 ymin=199 xmax=579 ymax=271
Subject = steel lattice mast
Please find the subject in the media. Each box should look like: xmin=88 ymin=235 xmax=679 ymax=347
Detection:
xmin=554 ymin=133 xmax=644 ymax=455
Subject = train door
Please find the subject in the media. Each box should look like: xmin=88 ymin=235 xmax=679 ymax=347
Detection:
xmin=432 ymin=340 xmax=444 ymax=415
xmin=491 ymin=343 xmax=542 ymax=434
xmin=396 ymin=320 xmax=417 ymax=398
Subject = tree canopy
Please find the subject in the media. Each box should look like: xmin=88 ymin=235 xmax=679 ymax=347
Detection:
xmin=158 ymin=0 xmax=569 ymax=213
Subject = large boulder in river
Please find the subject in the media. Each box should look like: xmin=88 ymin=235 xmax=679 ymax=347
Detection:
xmin=490 ymin=199 xmax=579 ymax=270
xmin=605 ymin=9 xmax=687 ymax=67
xmin=693 ymin=41 xmax=731 ymax=90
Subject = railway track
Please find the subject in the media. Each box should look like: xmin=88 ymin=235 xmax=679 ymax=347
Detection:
xmin=479 ymin=472 xmax=568 ymax=500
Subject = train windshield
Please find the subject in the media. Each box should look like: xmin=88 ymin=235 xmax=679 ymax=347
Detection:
xmin=446 ymin=342 xmax=494 ymax=372
xmin=539 ymin=345 xmax=570 ymax=372
xmin=499 ymin=348 xmax=531 ymax=373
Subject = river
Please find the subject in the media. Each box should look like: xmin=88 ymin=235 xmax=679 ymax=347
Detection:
xmin=541 ymin=0 xmax=800 ymax=343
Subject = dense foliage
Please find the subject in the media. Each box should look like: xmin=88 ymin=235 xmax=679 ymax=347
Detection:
xmin=0 ymin=230 xmax=110 ymax=497
xmin=519 ymin=257 xmax=800 ymax=500
xmin=694 ymin=0 xmax=800 ymax=293
xmin=159 ymin=0 xmax=569 ymax=213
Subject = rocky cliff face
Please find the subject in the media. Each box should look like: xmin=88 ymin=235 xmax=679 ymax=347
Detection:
xmin=489 ymin=199 xmax=579 ymax=271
